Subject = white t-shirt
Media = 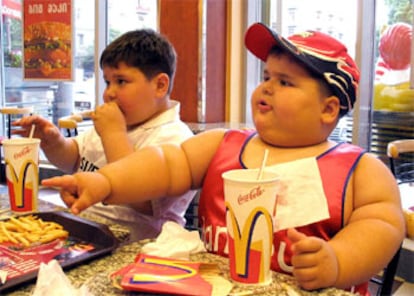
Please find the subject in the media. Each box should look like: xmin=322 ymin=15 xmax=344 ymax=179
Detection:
xmin=74 ymin=100 xmax=196 ymax=241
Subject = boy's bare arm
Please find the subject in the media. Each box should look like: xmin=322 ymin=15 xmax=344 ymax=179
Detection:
xmin=289 ymin=154 xmax=405 ymax=291
xmin=101 ymin=129 xmax=227 ymax=202
xmin=182 ymin=128 xmax=227 ymax=188
xmin=92 ymin=102 xmax=134 ymax=162
xmin=43 ymin=129 xmax=227 ymax=214
xmin=12 ymin=115 xmax=80 ymax=173
xmin=43 ymin=145 xmax=192 ymax=213
xmin=328 ymin=153 xmax=405 ymax=289
xmin=42 ymin=137 xmax=80 ymax=173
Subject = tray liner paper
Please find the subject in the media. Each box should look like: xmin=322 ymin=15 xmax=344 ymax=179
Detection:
xmin=0 ymin=211 xmax=118 ymax=292
xmin=111 ymin=254 xmax=213 ymax=295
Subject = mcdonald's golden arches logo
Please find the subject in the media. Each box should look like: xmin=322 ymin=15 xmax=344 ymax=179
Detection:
xmin=226 ymin=201 xmax=273 ymax=282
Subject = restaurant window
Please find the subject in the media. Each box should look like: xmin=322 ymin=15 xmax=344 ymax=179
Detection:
xmin=95 ymin=0 xmax=158 ymax=109
xmin=78 ymin=33 xmax=83 ymax=46
xmin=1 ymin=0 xmax=55 ymax=139
xmin=244 ymin=0 xmax=414 ymax=159
xmin=371 ymin=0 xmax=414 ymax=164
xmin=0 ymin=0 xmax=158 ymax=164
xmin=72 ymin=0 xmax=95 ymax=117
xmin=107 ymin=0 xmax=157 ymax=42
xmin=0 ymin=0 xmax=95 ymax=136
xmin=244 ymin=0 xmax=358 ymax=143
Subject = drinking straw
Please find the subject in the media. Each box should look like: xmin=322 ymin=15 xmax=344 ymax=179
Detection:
xmin=257 ymin=149 xmax=269 ymax=180
xmin=29 ymin=124 xmax=35 ymax=138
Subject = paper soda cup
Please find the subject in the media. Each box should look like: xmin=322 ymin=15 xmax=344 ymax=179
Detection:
xmin=222 ymin=168 xmax=279 ymax=285
xmin=3 ymin=138 xmax=40 ymax=213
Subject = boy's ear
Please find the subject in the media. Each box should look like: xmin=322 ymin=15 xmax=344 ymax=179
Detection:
xmin=321 ymin=96 xmax=340 ymax=123
xmin=154 ymin=73 xmax=170 ymax=97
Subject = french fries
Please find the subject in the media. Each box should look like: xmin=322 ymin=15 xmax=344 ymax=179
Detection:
xmin=0 ymin=215 xmax=69 ymax=248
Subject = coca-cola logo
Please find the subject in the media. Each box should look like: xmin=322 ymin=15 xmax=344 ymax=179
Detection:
xmin=238 ymin=186 xmax=264 ymax=205
xmin=14 ymin=146 xmax=32 ymax=160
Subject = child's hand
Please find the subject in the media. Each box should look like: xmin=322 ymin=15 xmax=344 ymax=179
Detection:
xmin=12 ymin=115 xmax=62 ymax=147
xmin=41 ymin=172 xmax=111 ymax=215
xmin=92 ymin=102 xmax=126 ymax=137
xmin=287 ymin=228 xmax=338 ymax=290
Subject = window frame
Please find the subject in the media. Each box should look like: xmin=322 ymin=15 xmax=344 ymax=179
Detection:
xmin=242 ymin=0 xmax=376 ymax=150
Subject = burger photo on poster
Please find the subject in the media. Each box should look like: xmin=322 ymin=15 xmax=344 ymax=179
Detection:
xmin=23 ymin=21 xmax=72 ymax=79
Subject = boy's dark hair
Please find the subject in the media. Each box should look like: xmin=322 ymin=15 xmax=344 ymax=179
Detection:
xmin=99 ymin=29 xmax=177 ymax=94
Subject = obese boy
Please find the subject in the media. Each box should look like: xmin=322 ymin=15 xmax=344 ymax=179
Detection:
xmin=43 ymin=23 xmax=405 ymax=294
xmin=13 ymin=29 xmax=196 ymax=241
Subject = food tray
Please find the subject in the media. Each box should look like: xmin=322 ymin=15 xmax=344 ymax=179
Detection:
xmin=0 ymin=211 xmax=119 ymax=292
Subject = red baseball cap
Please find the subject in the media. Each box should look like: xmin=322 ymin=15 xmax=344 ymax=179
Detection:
xmin=245 ymin=23 xmax=360 ymax=117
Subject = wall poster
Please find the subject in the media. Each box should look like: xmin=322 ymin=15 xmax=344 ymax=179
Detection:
xmin=23 ymin=0 xmax=73 ymax=81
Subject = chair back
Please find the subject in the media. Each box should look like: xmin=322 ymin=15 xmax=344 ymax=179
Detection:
xmin=388 ymin=138 xmax=414 ymax=238
xmin=372 ymin=139 xmax=414 ymax=295
xmin=184 ymin=192 xmax=201 ymax=233
xmin=58 ymin=110 xmax=93 ymax=137
xmin=0 ymin=106 xmax=34 ymax=138
xmin=371 ymin=248 xmax=402 ymax=296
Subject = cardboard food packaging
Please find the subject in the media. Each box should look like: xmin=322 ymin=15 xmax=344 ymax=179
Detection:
xmin=110 ymin=254 xmax=232 ymax=296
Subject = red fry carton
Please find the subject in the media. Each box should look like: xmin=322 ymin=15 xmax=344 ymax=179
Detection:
xmin=110 ymin=254 xmax=213 ymax=295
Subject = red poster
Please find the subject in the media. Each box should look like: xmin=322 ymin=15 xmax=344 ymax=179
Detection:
xmin=23 ymin=0 xmax=73 ymax=80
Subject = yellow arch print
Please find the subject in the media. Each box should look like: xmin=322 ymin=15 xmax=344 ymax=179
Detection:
xmin=226 ymin=202 xmax=273 ymax=281
xmin=131 ymin=257 xmax=198 ymax=283
xmin=5 ymin=159 xmax=39 ymax=208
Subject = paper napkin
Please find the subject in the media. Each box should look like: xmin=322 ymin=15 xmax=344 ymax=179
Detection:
xmin=141 ymin=221 xmax=206 ymax=260
xmin=267 ymin=157 xmax=330 ymax=230
xmin=31 ymin=260 xmax=91 ymax=296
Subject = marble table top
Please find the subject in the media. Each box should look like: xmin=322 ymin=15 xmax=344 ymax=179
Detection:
xmin=0 ymin=193 xmax=357 ymax=296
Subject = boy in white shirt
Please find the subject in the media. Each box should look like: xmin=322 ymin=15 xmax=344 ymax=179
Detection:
xmin=14 ymin=29 xmax=195 ymax=241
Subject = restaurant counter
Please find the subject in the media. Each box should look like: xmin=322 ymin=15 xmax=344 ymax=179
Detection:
xmin=0 ymin=195 xmax=357 ymax=296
